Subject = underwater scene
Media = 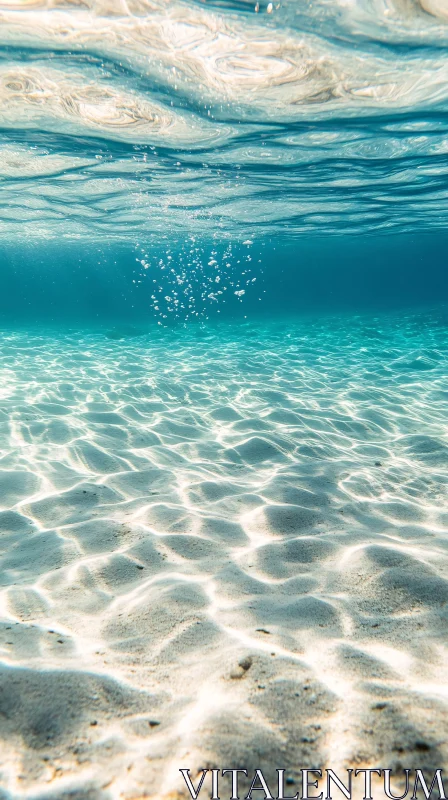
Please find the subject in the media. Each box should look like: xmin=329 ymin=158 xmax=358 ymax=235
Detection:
xmin=0 ymin=1 xmax=448 ymax=799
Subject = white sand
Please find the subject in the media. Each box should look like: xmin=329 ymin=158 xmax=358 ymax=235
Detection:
xmin=0 ymin=313 xmax=447 ymax=799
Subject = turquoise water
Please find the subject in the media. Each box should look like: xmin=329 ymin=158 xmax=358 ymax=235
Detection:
xmin=1 ymin=2 xmax=448 ymax=797
xmin=0 ymin=234 xmax=447 ymax=326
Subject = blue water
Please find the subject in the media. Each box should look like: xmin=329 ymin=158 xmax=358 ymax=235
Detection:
xmin=0 ymin=233 xmax=447 ymax=327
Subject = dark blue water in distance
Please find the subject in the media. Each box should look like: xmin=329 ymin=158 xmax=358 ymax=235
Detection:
xmin=1 ymin=233 xmax=447 ymax=327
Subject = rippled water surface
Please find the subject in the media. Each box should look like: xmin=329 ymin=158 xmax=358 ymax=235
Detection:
xmin=1 ymin=0 xmax=448 ymax=240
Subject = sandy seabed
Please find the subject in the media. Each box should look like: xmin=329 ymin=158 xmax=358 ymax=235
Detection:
xmin=0 ymin=310 xmax=447 ymax=800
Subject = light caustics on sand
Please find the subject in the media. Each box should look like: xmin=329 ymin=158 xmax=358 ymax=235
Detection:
xmin=0 ymin=0 xmax=448 ymax=239
xmin=0 ymin=311 xmax=447 ymax=797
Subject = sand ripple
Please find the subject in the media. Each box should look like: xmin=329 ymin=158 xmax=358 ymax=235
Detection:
xmin=0 ymin=309 xmax=447 ymax=797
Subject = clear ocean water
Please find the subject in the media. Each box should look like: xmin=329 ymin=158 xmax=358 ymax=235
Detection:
xmin=0 ymin=2 xmax=448 ymax=798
